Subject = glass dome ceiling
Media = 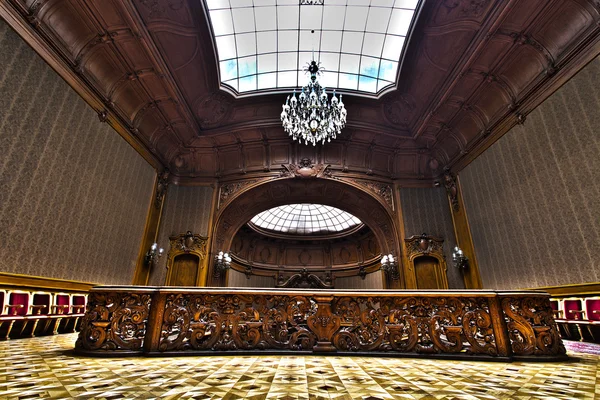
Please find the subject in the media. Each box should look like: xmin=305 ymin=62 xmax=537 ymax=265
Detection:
xmin=250 ymin=204 xmax=362 ymax=234
xmin=203 ymin=0 xmax=420 ymax=95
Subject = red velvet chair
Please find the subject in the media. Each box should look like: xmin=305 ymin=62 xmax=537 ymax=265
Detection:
xmin=584 ymin=297 xmax=600 ymax=343
xmin=50 ymin=293 xmax=71 ymax=334
xmin=1 ymin=291 xmax=30 ymax=339
xmin=562 ymin=298 xmax=586 ymax=341
xmin=31 ymin=292 xmax=53 ymax=336
xmin=70 ymin=294 xmax=87 ymax=331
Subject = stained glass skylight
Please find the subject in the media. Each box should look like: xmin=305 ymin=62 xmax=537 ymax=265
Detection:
xmin=203 ymin=0 xmax=421 ymax=95
xmin=250 ymin=204 xmax=362 ymax=234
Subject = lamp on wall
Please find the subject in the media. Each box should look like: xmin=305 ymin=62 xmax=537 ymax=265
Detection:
xmin=145 ymin=242 xmax=164 ymax=268
xmin=214 ymin=251 xmax=232 ymax=276
xmin=452 ymin=246 xmax=468 ymax=269
xmin=381 ymin=253 xmax=399 ymax=280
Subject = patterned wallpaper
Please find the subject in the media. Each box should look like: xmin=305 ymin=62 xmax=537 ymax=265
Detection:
xmin=0 ymin=21 xmax=155 ymax=284
xmin=400 ymin=187 xmax=464 ymax=289
xmin=149 ymin=185 xmax=214 ymax=285
xmin=460 ymin=56 xmax=600 ymax=290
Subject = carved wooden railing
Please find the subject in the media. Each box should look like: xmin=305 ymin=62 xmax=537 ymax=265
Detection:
xmin=75 ymin=287 xmax=567 ymax=361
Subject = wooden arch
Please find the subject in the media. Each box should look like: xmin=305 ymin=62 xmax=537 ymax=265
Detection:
xmin=210 ymin=177 xmax=402 ymax=287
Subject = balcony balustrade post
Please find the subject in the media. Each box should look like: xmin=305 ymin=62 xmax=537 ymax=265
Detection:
xmin=489 ymin=294 xmax=512 ymax=358
xmin=143 ymin=290 xmax=166 ymax=353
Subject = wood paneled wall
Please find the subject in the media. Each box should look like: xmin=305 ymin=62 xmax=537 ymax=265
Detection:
xmin=0 ymin=20 xmax=155 ymax=284
xmin=149 ymin=185 xmax=214 ymax=285
xmin=399 ymin=187 xmax=463 ymax=289
xmin=460 ymin=56 xmax=600 ymax=290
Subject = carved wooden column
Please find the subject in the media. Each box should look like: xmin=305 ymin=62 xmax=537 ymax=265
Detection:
xmin=442 ymin=169 xmax=483 ymax=289
xmin=393 ymin=182 xmax=411 ymax=288
xmin=197 ymin=184 xmax=219 ymax=287
xmin=133 ymin=169 xmax=169 ymax=285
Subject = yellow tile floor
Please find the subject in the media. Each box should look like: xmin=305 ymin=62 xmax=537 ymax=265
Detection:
xmin=0 ymin=333 xmax=598 ymax=399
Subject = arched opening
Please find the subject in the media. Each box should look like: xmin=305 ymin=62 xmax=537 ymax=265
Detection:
xmin=211 ymin=178 xmax=402 ymax=288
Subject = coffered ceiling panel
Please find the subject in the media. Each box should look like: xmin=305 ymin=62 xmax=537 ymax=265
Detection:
xmin=2 ymin=0 xmax=599 ymax=184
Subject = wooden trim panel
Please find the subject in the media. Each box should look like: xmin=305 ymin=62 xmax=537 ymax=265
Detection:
xmin=0 ymin=272 xmax=95 ymax=293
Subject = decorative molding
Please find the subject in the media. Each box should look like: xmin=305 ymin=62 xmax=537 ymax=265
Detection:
xmin=276 ymin=269 xmax=334 ymax=289
xmin=154 ymin=169 xmax=170 ymax=209
xmin=527 ymin=282 xmax=600 ymax=297
xmin=383 ymin=93 xmax=415 ymax=125
xmin=350 ymin=179 xmax=394 ymax=210
xmin=168 ymin=231 xmax=208 ymax=259
xmin=218 ymin=179 xmax=258 ymax=209
xmin=405 ymin=233 xmax=445 ymax=259
xmin=195 ymin=92 xmax=232 ymax=129
xmin=280 ymin=158 xmax=332 ymax=179
xmin=441 ymin=168 xmax=459 ymax=211
xmin=0 ymin=272 xmax=95 ymax=293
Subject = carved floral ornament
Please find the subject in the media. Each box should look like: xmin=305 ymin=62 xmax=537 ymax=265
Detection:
xmin=405 ymin=233 xmax=445 ymax=259
xmin=168 ymin=231 xmax=208 ymax=260
xmin=76 ymin=288 xmax=567 ymax=359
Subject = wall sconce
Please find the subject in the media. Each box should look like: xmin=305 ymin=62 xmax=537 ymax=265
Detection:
xmin=452 ymin=246 xmax=468 ymax=269
xmin=145 ymin=242 xmax=164 ymax=268
xmin=381 ymin=253 xmax=399 ymax=280
xmin=214 ymin=251 xmax=232 ymax=276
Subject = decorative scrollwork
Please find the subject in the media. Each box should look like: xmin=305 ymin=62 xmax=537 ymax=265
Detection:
xmin=76 ymin=291 xmax=151 ymax=351
xmin=158 ymin=294 xmax=317 ymax=352
xmin=501 ymin=296 xmax=566 ymax=356
xmin=76 ymin=288 xmax=566 ymax=361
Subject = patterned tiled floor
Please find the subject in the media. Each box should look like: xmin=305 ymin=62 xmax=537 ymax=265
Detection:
xmin=0 ymin=334 xmax=599 ymax=399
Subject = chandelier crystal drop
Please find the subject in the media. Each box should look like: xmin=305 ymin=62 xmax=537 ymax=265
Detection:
xmin=281 ymin=61 xmax=347 ymax=146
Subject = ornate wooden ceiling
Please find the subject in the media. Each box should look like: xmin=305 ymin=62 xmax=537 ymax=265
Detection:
xmin=2 ymin=0 xmax=600 ymax=183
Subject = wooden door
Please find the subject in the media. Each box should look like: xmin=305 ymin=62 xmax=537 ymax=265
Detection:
xmin=414 ymin=255 xmax=446 ymax=289
xmin=168 ymin=254 xmax=200 ymax=286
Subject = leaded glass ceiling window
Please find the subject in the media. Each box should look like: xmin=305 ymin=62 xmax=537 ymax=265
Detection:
xmin=204 ymin=0 xmax=421 ymax=95
xmin=250 ymin=204 xmax=362 ymax=234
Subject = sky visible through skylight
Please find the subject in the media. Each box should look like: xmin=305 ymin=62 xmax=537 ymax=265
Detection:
xmin=250 ymin=204 xmax=362 ymax=234
xmin=204 ymin=0 xmax=420 ymax=94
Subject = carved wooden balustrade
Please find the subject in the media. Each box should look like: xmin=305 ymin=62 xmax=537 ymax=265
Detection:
xmin=75 ymin=287 xmax=566 ymax=361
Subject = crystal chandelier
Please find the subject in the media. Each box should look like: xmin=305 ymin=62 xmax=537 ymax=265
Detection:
xmin=281 ymin=61 xmax=347 ymax=146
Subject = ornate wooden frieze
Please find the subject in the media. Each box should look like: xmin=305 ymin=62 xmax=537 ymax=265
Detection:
xmin=349 ymin=179 xmax=394 ymax=210
xmin=75 ymin=290 xmax=153 ymax=353
xmin=159 ymin=293 xmax=316 ymax=352
xmin=218 ymin=179 xmax=259 ymax=209
xmin=280 ymin=158 xmax=332 ymax=179
xmin=405 ymin=234 xmax=444 ymax=258
xmin=75 ymin=288 xmax=567 ymax=361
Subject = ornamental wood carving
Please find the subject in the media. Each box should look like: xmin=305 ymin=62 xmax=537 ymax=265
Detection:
xmin=76 ymin=287 xmax=567 ymax=361
xmin=404 ymin=234 xmax=449 ymax=290
xmin=405 ymin=234 xmax=445 ymax=259
xmin=76 ymin=290 xmax=152 ymax=353
xmin=280 ymin=158 xmax=332 ymax=179
xmin=5 ymin=0 xmax=600 ymax=182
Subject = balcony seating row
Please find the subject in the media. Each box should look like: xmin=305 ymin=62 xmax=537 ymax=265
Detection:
xmin=0 ymin=289 xmax=87 ymax=340
xmin=550 ymin=296 xmax=600 ymax=343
